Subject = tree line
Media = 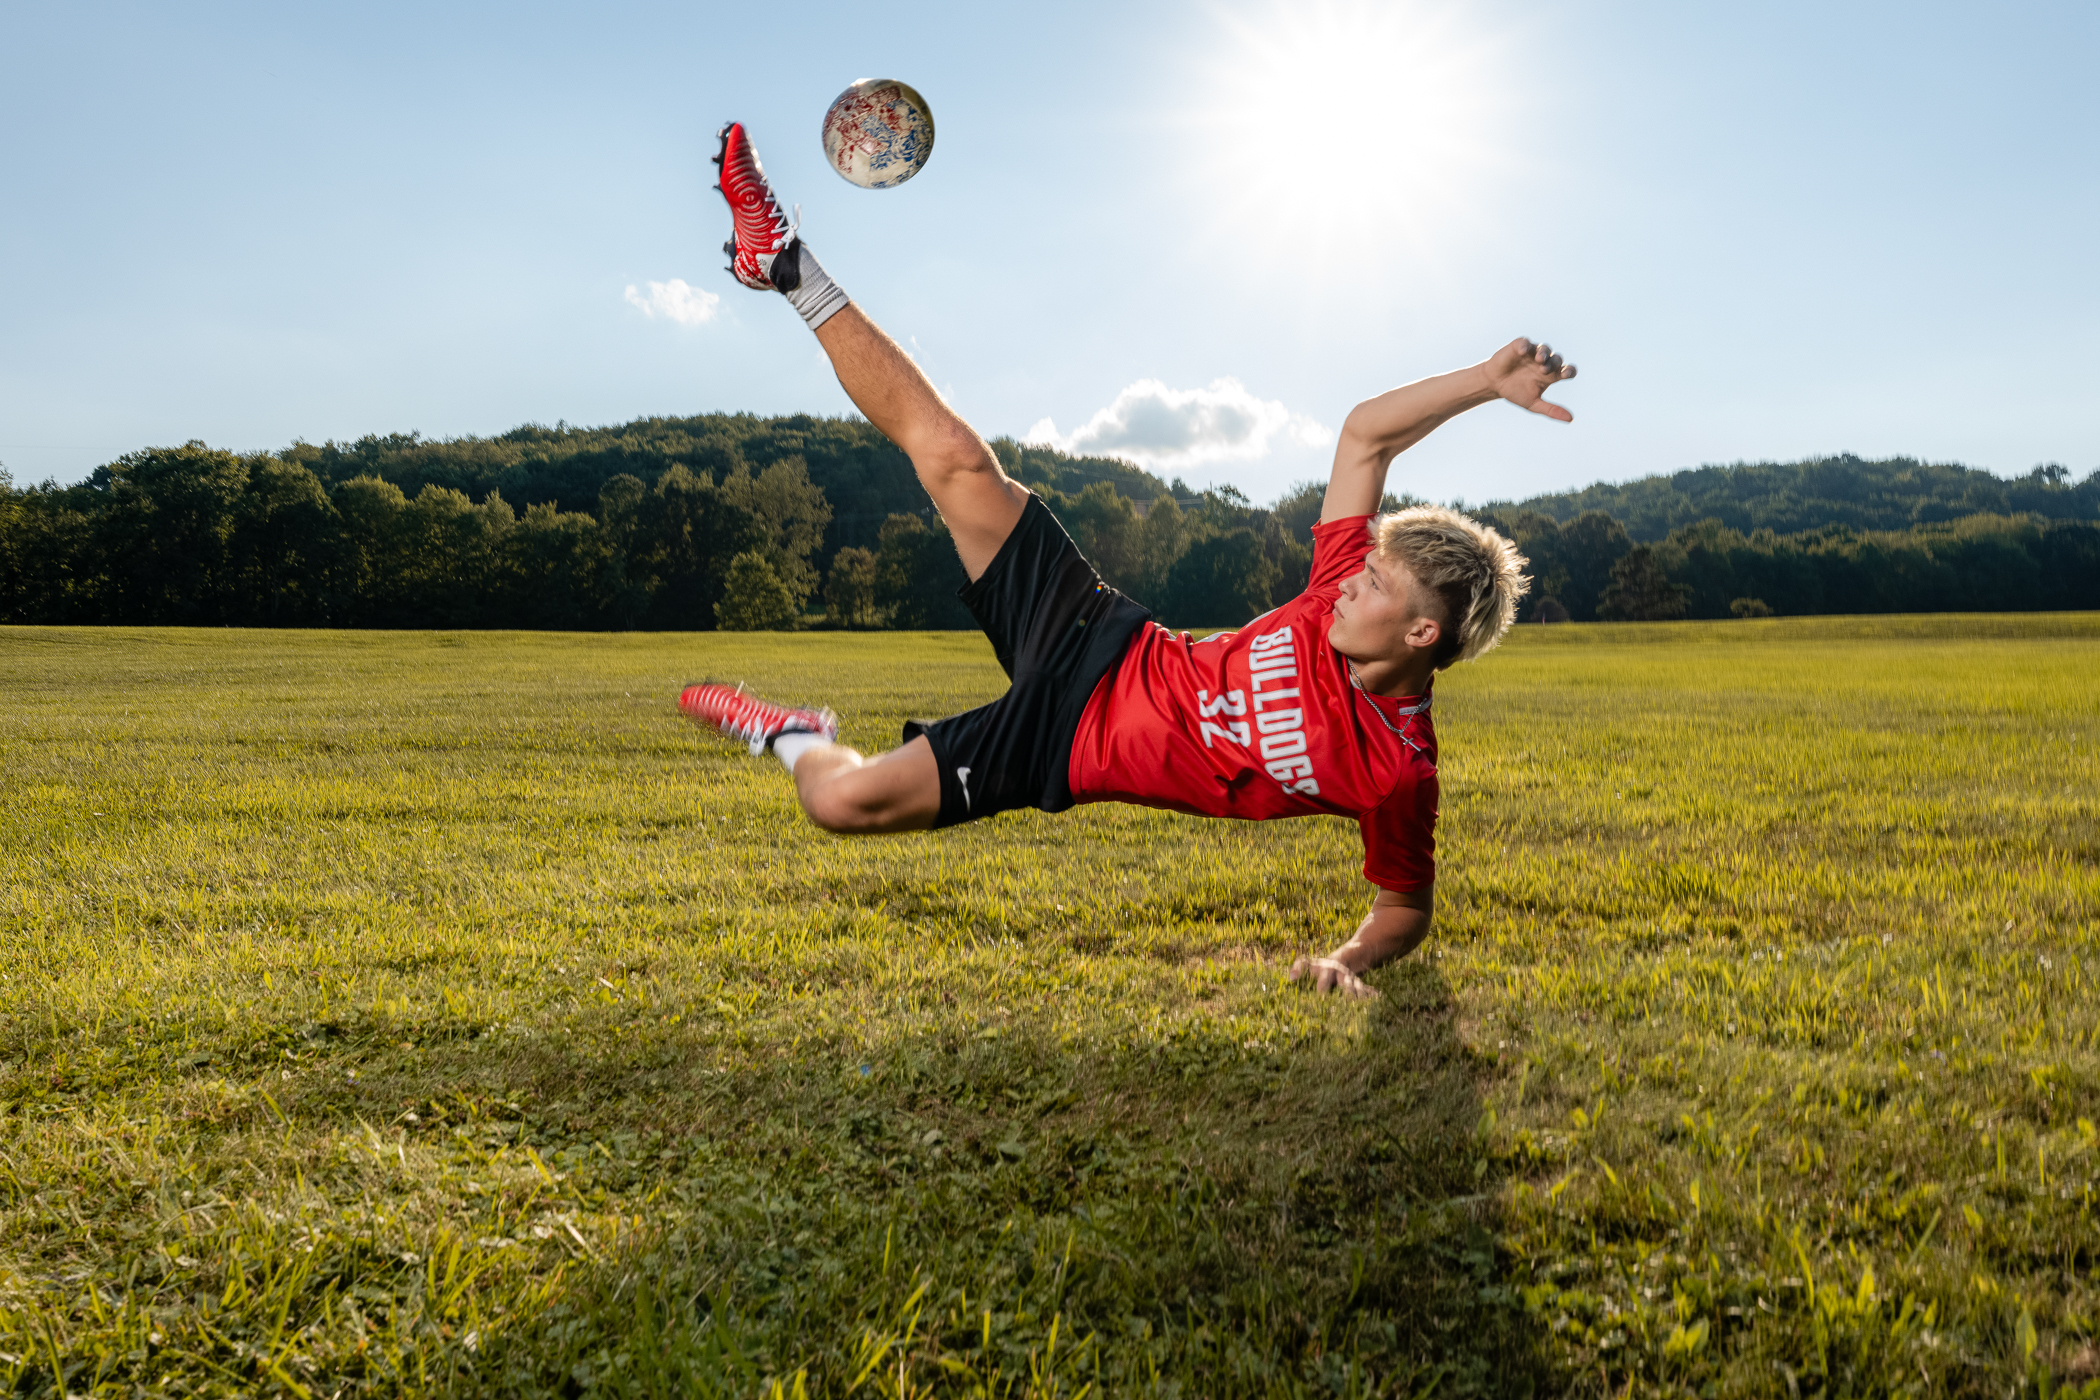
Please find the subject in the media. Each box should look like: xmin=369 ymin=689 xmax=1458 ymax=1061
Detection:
xmin=0 ymin=423 xmax=1338 ymax=630
xmin=1485 ymin=453 xmax=2099 ymax=542
xmin=1478 ymin=506 xmax=2100 ymax=622
xmin=1473 ymin=453 xmax=2100 ymax=621
xmin=2 ymin=418 xmax=2094 ymax=629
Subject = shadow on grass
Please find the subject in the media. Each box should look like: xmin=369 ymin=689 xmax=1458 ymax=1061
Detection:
xmin=468 ymin=959 xmax=1555 ymax=1398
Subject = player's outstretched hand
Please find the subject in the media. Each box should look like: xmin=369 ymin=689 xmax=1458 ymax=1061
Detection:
xmin=1289 ymin=955 xmax=1380 ymax=1000
xmin=1484 ymin=337 xmax=1578 ymax=422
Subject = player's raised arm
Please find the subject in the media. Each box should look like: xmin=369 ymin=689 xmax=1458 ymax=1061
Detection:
xmin=1319 ymin=339 xmax=1578 ymax=523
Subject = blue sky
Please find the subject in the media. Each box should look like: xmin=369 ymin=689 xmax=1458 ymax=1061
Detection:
xmin=3 ymin=0 xmax=2095 ymax=505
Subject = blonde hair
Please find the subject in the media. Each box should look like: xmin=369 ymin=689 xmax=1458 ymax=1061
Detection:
xmin=1373 ymin=506 xmax=1530 ymax=668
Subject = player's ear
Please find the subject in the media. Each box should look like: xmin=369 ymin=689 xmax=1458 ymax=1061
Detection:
xmin=1404 ymin=614 xmax=1442 ymax=653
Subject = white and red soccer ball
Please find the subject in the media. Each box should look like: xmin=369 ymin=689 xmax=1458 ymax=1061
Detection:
xmin=820 ymin=80 xmax=935 ymax=189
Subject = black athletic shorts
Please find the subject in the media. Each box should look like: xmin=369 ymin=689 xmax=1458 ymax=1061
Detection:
xmin=904 ymin=494 xmax=1151 ymax=828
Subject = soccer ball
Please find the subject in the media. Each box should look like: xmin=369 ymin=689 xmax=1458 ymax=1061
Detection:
xmin=820 ymin=79 xmax=935 ymax=189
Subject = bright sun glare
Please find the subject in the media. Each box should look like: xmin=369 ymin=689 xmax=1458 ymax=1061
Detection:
xmin=1185 ymin=0 xmax=1513 ymax=272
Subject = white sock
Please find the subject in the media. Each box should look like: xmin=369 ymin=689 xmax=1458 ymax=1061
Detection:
xmin=772 ymin=241 xmax=850 ymax=331
xmin=771 ymin=730 xmax=827 ymax=772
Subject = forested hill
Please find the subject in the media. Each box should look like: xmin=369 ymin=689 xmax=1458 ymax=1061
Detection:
xmin=0 ymin=417 xmax=1310 ymax=632
xmin=281 ymin=413 xmax=1175 ymax=558
xmin=1481 ymin=454 xmax=2098 ymax=542
xmin=4 ymin=417 xmax=2097 ymax=630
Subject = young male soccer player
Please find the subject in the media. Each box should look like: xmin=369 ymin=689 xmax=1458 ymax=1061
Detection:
xmin=680 ymin=123 xmax=1576 ymax=997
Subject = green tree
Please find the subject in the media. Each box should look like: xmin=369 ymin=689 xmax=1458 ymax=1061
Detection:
xmin=825 ymin=546 xmax=882 ymax=628
xmin=1 ymin=482 xmax=103 ymax=623
xmin=719 ymin=457 xmax=831 ymax=611
xmin=0 ymin=469 xmax=36 ymax=623
xmin=1598 ymin=544 xmax=1690 ymax=621
xmin=1159 ymin=529 xmax=1277 ymax=627
xmin=595 ymin=473 xmax=651 ymax=629
xmin=1552 ymin=510 xmax=1635 ymax=620
xmin=1261 ymin=515 xmax=1312 ymax=603
xmin=632 ymin=464 xmax=763 ymax=631
xmin=1665 ymin=517 xmax=1747 ymax=619
xmin=1057 ymin=482 xmax=1141 ymax=594
xmin=93 ymin=442 xmax=251 ymax=622
xmin=1488 ymin=509 xmax=1633 ymax=621
xmin=0 ymin=467 xmax=22 ymax=618
xmin=499 ymin=501 xmax=606 ymax=629
xmin=401 ymin=486 xmax=489 ymax=626
xmin=332 ymin=475 xmax=415 ymax=624
xmin=1133 ymin=494 xmax=1188 ymax=605
xmin=228 ymin=457 xmax=344 ymax=625
xmin=1269 ymin=480 xmax=1325 ymax=538
xmin=875 ymin=514 xmax=972 ymax=629
xmin=343 ymin=482 xmax=513 ymax=628
xmin=2037 ymin=522 xmax=2100 ymax=610
xmin=716 ymin=551 xmax=798 ymax=631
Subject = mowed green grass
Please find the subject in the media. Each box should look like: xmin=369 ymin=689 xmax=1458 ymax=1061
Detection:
xmin=1 ymin=616 xmax=2096 ymax=1398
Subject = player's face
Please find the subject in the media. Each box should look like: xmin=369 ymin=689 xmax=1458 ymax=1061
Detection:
xmin=1329 ymin=550 xmax=1445 ymax=662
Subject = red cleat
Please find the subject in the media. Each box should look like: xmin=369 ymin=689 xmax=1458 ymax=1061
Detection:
xmin=712 ymin=122 xmax=797 ymax=291
xmin=679 ymin=681 xmax=837 ymax=756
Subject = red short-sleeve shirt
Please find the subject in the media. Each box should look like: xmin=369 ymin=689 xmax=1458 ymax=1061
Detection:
xmin=1067 ymin=515 xmax=1439 ymax=891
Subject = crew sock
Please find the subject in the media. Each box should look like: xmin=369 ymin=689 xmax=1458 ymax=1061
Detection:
xmin=771 ymin=241 xmax=849 ymax=331
xmin=771 ymin=730 xmax=827 ymax=772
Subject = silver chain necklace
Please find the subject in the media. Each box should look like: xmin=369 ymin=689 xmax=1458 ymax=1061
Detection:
xmin=1346 ymin=660 xmax=1430 ymax=752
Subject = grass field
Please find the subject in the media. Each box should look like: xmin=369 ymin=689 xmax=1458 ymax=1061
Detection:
xmin=2 ymin=616 xmax=2097 ymax=1398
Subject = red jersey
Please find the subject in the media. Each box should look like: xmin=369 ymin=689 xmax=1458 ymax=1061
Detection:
xmin=1066 ymin=515 xmax=1439 ymax=891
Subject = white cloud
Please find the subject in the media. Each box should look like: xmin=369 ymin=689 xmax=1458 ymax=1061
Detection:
xmin=1024 ymin=378 xmax=1332 ymax=473
xmin=624 ymin=279 xmax=720 ymax=327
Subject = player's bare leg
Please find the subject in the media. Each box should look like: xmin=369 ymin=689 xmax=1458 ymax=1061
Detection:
xmin=696 ymin=121 xmax=1016 ymax=832
xmin=772 ymin=309 xmax=1027 ymax=830
xmin=812 ymin=305 xmax=1027 ymax=581
xmin=770 ymin=311 xmax=1035 ymax=830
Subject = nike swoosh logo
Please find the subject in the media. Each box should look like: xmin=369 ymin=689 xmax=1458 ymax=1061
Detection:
xmin=957 ymin=766 xmax=973 ymax=809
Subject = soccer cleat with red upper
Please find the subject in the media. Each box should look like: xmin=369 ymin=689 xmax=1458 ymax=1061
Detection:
xmin=711 ymin=122 xmax=799 ymax=291
xmin=679 ymin=681 xmax=837 ymax=756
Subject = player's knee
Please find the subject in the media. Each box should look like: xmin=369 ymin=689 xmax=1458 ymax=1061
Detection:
xmin=800 ymin=778 xmax=881 ymax=834
xmin=916 ymin=423 xmax=997 ymax=485
xmin=798 ymin=784 xmax=855 ymax=833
